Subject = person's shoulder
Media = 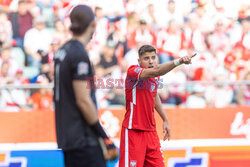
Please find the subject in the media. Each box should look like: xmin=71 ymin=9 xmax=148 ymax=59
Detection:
xmin=42 ymin=28 xmax=52 ymax=35
xmin=54 ymin=42 xmax=69 ymax=61
xmin=64 ymin=40 xmax=86 ymax=54
xmin=72 ymin=40 xmax=87 ymax=51
xmin=128 ymin=65 xmax=143 ymax=72
xmin=24 ymin=28 xmax=36 ymax=36
xmin=127 ymin=65 xmax=139 ymax=70
xmin=9 ymin=12 xmax=17 ymax=17
xmin=127 ymin=65 xmax=143 ymax=76
xmin=65 ymin=41 xmax=89 ymax=62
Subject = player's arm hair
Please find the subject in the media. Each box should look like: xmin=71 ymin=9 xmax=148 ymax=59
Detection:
xmin=73 ymin=80 xmax=98 ymax=125
xmin=155 ymin=94 xmax=169 ymax=123
xmin=140 ymin=61 xmax=176 ymax=79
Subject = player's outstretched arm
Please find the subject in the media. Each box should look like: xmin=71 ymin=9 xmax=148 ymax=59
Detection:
xmin=140 ymin=53 xmax=197 ymax=79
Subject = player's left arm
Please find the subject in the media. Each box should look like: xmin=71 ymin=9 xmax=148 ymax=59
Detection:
xmin=155 ymin=94 xmax=171 ymax=141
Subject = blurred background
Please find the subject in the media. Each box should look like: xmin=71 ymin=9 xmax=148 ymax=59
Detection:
xmin=0 ymin=0 xmax=250 ymax=166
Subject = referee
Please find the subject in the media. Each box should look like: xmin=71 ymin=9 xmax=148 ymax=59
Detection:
xmin=54 ymin=5 xmax=117 ymax=167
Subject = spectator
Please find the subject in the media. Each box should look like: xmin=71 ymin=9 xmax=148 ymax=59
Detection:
xmin=128 ymin=19 xmax=156 ymax=49
xmin=191 ymin=4 xmax=214 ymax=34
xmin=97 ymin=41 xmax=118 ymax=78
xmin=186 ymin=84 xmax=207 ymax=108
xmin=87 ymin=6 xmax=110 ymax=64
xmin=14 ymin=68 xmax=29 ymax=85
xmin=124 ymin=43 xmax=140 ymax=67
xmin=240 ymin=16 xmax=250 ymax=61
xmin=124 ymin=0 xmax=145 ymax=16
xmin=0 ymin=61 xmax=13 ymax=85
xmin=126 ymin=12 xmax=138 ymax=42
xmin=97 ymin=0 xmax=125 ymax=22
xmin=53 ymin=19 xmax=69 ymax=44
xmin=157 ymin=0 xmax=184 ymax=28
xmin=224 ymin=42 xmax=245 ymax=80
xmin=107 ymin=20 xmax=129 ymax=61
xmin=104 ymin=88 xmax=125 ymax=105
xmin=205 ymin=68 xmax=234 ymax=107
xmin=9 ymin=0 xmax=34 ymax=49
xmin=93 ymin=6 xmax=110 ymax=47
xmin=236 ymin=72 xmax=250 ymax=106
xmin=0 ymin=0 xmax=17 ymax=13
xmin=182 ymin=15 xmax=206 ymax=52
xmin=40 ymin=38 xmax=59 ymax=82
xmin=140 ymin=3 xmax=158 ymax=31
xmin=160 ymin=66 xmax=187 ymax=105
xmin=24 ymin=15 xmax=52 ymax=67
xmin=28 ymin=74 xmax=53 ymax=110
xmin=0 ymin=46 xmax=18 ymax=76
xmin=229 ymin=16 xmax=250 ymax=61
xmin=0 ymin=61 xmax=27 ymax=111
xmin=207 ymin=19 xmax=231 ymax=56
xmin=157 ymin=19 xmax=184 ymax=63
xmin=0 ymin=12 xmax=12 ymax=46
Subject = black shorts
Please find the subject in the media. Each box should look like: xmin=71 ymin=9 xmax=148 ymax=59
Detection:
xmin=63 ymin=145 xmax=106 ymax=167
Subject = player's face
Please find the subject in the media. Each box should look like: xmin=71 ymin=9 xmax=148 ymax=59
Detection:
xmin=138 ymin=51 xmax=157 ymax=68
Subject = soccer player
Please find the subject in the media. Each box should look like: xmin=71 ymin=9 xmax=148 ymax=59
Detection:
xmin=119 ymin=45 xmax=196 ymax=167
xmin=54 ymin=5 xmax=118 ymax=167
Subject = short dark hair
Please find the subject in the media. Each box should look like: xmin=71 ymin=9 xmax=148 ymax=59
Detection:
xmin=95 ymin=6 xmax=102 ymax=12
xmin=70 ymin=5 xmax=95 ymax=36
xmin=138 ymin=45 xmax=156 ymax=57
xmin=18 ymin=0 xmax=25 ymax=5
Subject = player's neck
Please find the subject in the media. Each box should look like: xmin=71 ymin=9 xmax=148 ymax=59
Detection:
xmin=72 ymin=35 xmax=88 ymax=46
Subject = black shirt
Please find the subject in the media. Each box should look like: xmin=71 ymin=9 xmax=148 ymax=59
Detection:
xmin=99 ymin=54 xmax=117 ymax=69
xmin=54 ymin=40 xmax=98 ymax=150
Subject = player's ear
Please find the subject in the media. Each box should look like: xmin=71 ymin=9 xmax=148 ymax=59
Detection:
xmin=138 ymin=58 xmax=141 ymax=66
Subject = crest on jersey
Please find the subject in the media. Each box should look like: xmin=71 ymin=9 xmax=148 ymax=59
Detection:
xmin=134 ymin=67 xmax=141 ymax=73
xmin=77 ymin=62 xmax=89 ymax=75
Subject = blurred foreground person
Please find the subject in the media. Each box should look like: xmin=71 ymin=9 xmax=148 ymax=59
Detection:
xmin=54 ymin=5 xmax=118 ymax=167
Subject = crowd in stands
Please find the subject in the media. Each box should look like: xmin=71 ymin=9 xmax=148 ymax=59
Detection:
xmin=0 ymin=0 xmax=250 ymax=110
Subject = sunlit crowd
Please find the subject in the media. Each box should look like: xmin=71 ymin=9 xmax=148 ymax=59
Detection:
xmin=0 ymin=0 xmax=249 ymax=110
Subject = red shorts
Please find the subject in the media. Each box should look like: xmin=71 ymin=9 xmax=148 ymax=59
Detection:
xmin=119 ymin=127 xmax=165 ymax=167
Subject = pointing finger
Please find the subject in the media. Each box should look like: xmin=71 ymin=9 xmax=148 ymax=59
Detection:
xmin=191 ymin=53 xmax=197 ymax=58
